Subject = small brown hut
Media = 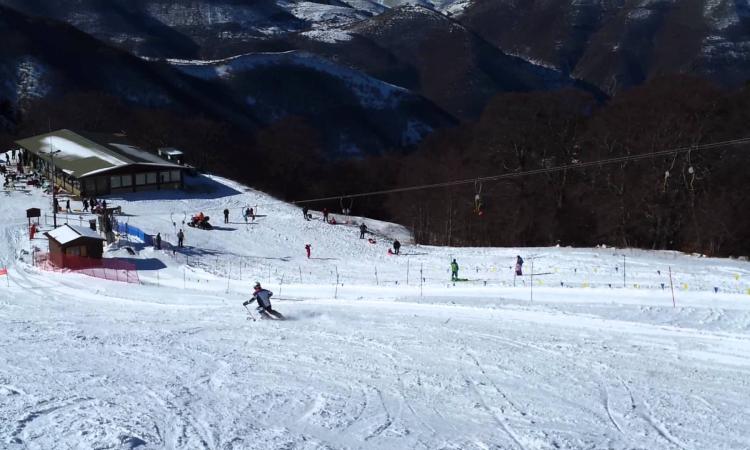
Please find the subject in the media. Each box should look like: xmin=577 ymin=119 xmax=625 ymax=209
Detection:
xmin=44 ymin=224 xmax=106 ymax=268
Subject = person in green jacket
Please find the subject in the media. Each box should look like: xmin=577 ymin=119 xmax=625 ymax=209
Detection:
xmin=450 ymin=259 xmax=459 ymax=281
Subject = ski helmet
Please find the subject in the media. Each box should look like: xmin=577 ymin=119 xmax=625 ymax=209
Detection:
xmin=253 ymin=282 xmax=261 ymax=290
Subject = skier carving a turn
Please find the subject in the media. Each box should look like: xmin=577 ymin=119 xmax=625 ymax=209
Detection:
xmin=243 ymin=282 xmax=285 ymax=320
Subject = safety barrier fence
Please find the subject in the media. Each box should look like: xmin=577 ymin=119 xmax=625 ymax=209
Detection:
xmin=33 ymin=252 xmax=140 ymax=284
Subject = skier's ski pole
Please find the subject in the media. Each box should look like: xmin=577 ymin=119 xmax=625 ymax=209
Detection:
xmin=243 ymin=304 xmax=257 ymax=321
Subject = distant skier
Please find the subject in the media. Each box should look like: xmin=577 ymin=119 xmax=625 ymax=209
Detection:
xmin=323 ymin=207 xmax=329 ymax=223
xmin=249 ymin=207 xmax=254 ymax=221
xmin=303 ymin=206 xmax=309 ymax=221
xmin=223 ymin=208 xmax=229 ymax=224
xmin=243 ymin=282 xmax=284 ymax=320
xmin=450 ymin=259 xmax=459 ymax=281
xmin=515 ymin=255 xmax=524 ymax=276
xmin=305 ymin=244 xmax=311 ymax=259
xmin=82 ymin=198 xmax=89 ymax=212
xmin=65 ymin=199 xmax=71 ymax=213
xmin=359 ymin=223 xmax=367 ymax=239
xmin=393 ymin=240 xmax=401 ymax=255
xmin=155 ymin=232 xmax=162 ymax=250
xmin=177 ymin=229 xmax=184 ymax=248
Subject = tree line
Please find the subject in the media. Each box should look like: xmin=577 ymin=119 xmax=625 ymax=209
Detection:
xmin=1 ymin=75 xmax=748 ymax=257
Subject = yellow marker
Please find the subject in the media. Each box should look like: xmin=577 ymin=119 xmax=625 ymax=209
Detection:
xmin=537 ymin=279 xmax=544 ymax=286
xmin=682 ymin=283 xmax=689 ymax=291
xmin=582 ymin=282 xmax=589 ymax=288
xmin=735 ymin=274 xmax=740 ymax=281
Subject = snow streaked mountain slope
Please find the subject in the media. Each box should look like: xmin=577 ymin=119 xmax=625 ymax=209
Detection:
xmin=2 ymin=167 xmax=750 ymax=449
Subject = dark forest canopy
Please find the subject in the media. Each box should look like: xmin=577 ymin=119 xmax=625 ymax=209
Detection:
xmin=2 ymin=75 xmax=749 ymax=257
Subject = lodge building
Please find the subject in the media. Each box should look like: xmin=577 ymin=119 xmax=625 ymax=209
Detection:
xmin=16 ymin=129 xmax=187 ymax=197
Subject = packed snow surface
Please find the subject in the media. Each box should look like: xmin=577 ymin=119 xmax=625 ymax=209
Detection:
xmin=1 ymin=166 xmax=750 ymax=449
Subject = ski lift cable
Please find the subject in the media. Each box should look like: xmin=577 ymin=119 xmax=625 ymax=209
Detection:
xmin=288 ymin=137 xmax=750 ymax=206
xmin=123 ymin=137 xmax=750 ymax=217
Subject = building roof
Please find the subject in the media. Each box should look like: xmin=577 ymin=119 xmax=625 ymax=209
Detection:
xmin=16 ymin=129 xmax=184 ymax=179
xmin=45 ymin=224 xmax=105 ymax=245
xmin=158 ymin=147 xmax=184 ymax=156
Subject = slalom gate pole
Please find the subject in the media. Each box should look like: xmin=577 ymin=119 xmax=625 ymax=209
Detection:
xmin=530 ymin=258 xmax=534 ymax=302
xmin=669 ymin=266 xmax=676 ymax=308
xmin=420 ymin=264 xmax=423 ymax=297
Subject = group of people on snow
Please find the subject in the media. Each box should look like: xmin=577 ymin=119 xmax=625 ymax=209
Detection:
xmin=449 ymin=255 xmax=524 ymax=282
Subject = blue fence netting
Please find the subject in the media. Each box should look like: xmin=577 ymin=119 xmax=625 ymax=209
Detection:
xmin=116 ymin=222 xmax=153 ymax=246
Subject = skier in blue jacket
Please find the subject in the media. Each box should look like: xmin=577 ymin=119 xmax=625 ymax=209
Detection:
xmin=243 ymin=282 xmax=284 ymax=319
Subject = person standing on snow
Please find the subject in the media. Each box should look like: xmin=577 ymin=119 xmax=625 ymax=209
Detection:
xmin=305 ymin=244 xmax=311 ymax=258
xmin=155 ymin=233 xmax=162 ymax=250
xmin=450 ymin=259 xmax=459 ymax=281
xmin=323 ymin=207 xmax=329 ymax=223
xmin=515 ymin=255 xmax=524 ymax=276
xmin=359 ymin=223 xmax=367 ymax=239
xmin=243 ymin=282 xmax=284 ymax=319
xmin=177 ymin=229 xmax=184 ymax=248
xmin=302 ymin=206 xmax=309 ymax=220
xmin=223 ymin=208 xmax=229 ymax=224
xmin=393 ymin=240 xmax=401 ymax=255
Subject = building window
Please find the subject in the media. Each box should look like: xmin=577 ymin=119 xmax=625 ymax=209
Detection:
xmin=146 ymin=172 xmax=157 ymax=184
xmin=160 ymin=171 xmax=170 ymax=183
xmin=65 ymin=246 xmax=81 ymax=256
xmin=121 ymin=175 xmax=132 ymax=187
xmin=111 ymin=176 xmax=121 ymax=188
xmin=170 ymin=170 xmax=181 ymax=182
xmin=135 ymin=173 xmax=146 ymax=185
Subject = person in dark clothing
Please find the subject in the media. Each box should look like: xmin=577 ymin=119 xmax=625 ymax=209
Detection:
xmin=243 ymin=282 xmax=284 ymax=319
xmin=323 ymin=208 xmax=329 ymax=223
xmin=302 ymin=206 xmax=309 ymax=220
xmin=223 ymin=208 xmax=229 ymax=224
xmin=359 ymin=223 xmax=367 ymax=239
xmin=102 ymin=199 xmax=107 ymax=211
xmin=305 ymin=244 xmax=311 ymax=258
xmin=451 ymin=259 xmax=459 ymax=281
xmin=515 ymin=255 xmax=524 ymax=276
xmin=393 ymin=240 xmax=401 ymax=255
xmin=155 ymin=233 xmax=162 ymax=250
xmin=177 ymin=229 xmax=184 ymax=248
xmin=53 ymin=197 xmax=59 ymax=213
xmin=65 ymin=199 xmax=71 ymax=213
xmin=82 ymin=199 xmax=89 ymax=212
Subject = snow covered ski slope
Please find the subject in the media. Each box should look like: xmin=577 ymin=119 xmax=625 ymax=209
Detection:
xmin=1 ymin=173 xmax=750 ymax=449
